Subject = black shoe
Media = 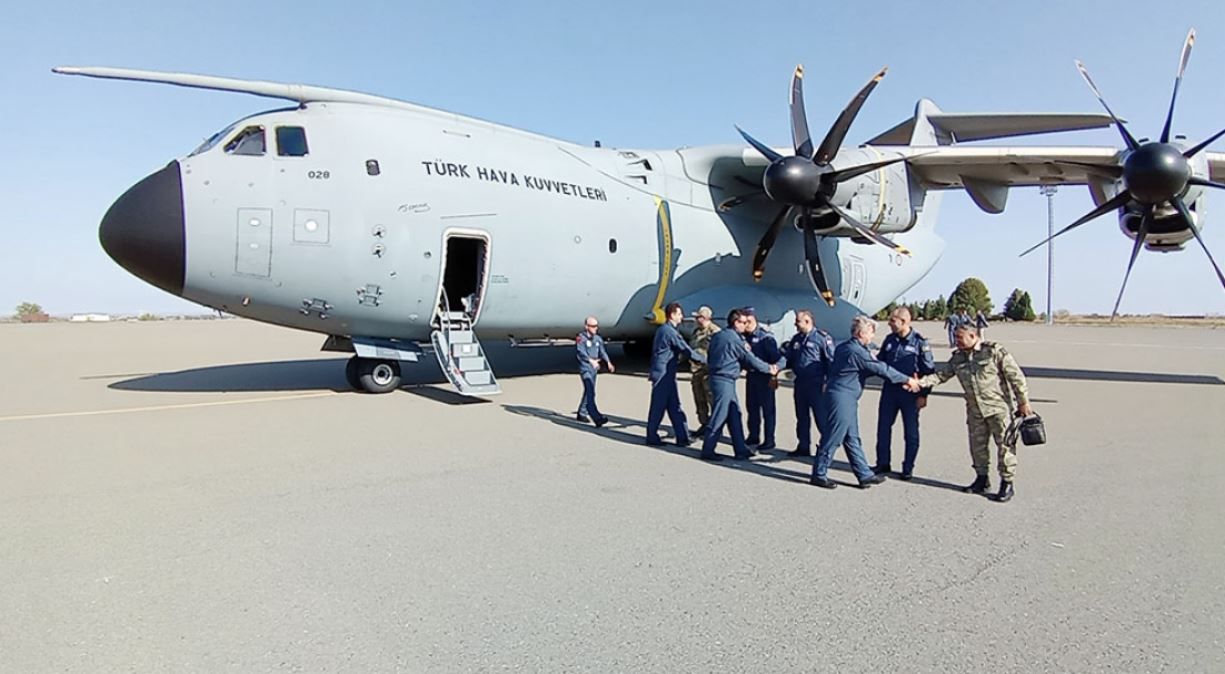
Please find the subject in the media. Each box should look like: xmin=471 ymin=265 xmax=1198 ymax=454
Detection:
xmin=789 ymin=447 xmax=811 ymax=458
xmin=645 ymin=438 xmax=666 ymax=447
xmin=896 ymin=471 xmax=914 ymax=481
xmin=857 ymin=473 xmax=887 ymax=489
xmin=576 ymin=414 xmax=591 ymax=423
xmin=594 ymin=417 xmax=609 ymax=428
xmin=810 ymin=476 xmax=838 ymax=489
xmin=699 ymin=454 xmax=724 ymax=462
xmin=692 ymin=425 xmax=709 ymax=437
xmin=758 ymin=441 xmax=776 ymax=451
xmin=676 ymin=437 xmax=694 ymax=448
xmin=994 ymin=480 xmax=1014 ymax=503
xmin=872 ymin=464 xmax=892 ymax=475
xmin=746 ymin=437 xmax=760 ymax=447
xmin=963 ymin=475 xmax=990 ymax=494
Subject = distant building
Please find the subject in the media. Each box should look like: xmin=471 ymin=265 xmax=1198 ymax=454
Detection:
xmin=70 ymin=313 xmax=112 ymax=322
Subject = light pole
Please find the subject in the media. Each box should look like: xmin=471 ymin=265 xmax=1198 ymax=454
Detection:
xmin=1039 ymin=184 xmax=1058 ymax=325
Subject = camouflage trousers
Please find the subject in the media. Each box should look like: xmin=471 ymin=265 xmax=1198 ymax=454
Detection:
xmin=967 ymin=411 xmax=1017 ymax=481
xmin=691 ymin=369 xmax=712 ymax=426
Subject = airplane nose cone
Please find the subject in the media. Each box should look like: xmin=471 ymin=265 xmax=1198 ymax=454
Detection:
xmin=99 ymin=161 xmax=186 ymax=295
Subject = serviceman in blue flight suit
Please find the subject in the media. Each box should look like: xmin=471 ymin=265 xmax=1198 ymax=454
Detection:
xmin=781 ymin=309 xmax=835 ymax=458
xmin=742 ymin=308 xmax=782 ymax=450
xmin=699 ymin=309 xmax=779 ymax=462
xmin=811 ymin=316 xmax=920 ymax=490
xmin=576 ymin=315 xmax=614 ymax=427
xmin=646 ymin=302 xmax=705 ymax=447
xmin=873 ymin=306 xmax=936 ymax=480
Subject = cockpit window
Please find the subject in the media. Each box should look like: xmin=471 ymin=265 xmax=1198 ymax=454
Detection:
xmin=224 ymin=126 xmax=266 ymax=156
xmin=276 ymin=126 xmax=309 ymax=157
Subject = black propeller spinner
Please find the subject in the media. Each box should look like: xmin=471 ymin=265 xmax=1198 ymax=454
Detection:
xmin=1020 ymin=28 xmax=1225 ymax=319
xmin=731 ymin=65 xmax=914 ymax=307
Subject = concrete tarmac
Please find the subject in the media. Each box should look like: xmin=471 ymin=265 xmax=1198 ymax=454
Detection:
xmin=2 ymin=319 xmax=1223 ymax=673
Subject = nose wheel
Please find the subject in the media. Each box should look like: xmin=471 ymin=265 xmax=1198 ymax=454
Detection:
xmin=345 ymin=356 xmax=402 ymax=394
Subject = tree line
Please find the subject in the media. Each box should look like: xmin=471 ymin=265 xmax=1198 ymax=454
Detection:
xmin=874 ymin=278 xmax=1037 ymax=322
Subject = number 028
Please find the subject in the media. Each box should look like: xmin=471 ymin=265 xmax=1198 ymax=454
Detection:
xmin=308 ymin=170 xmax=331 ymax=180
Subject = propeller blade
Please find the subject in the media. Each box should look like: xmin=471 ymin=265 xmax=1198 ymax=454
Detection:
xmin=1111 ymin=207 xmax=1153 ymax=321
xmin=1172 ymin=196 xmax=1225 ymax=291
xmin=813 ymin=66 xmax=887 ymax=166
xmin=1183 ymin=126 xmax=1225 ymax=158
xmin=718 ymin=191 xmax=766 ymax=212
xmin=736 ymin=126 xmax=784 ymax=163
xmin=801 ymin=212 xmax=836 ymax=306
xmin=790 ymin=65 xmax=814 ymax=159
xmin=827 ymin=203 xmax=912 ymax=256
xmin=1188 ymin=177 xmax=1225 ymax=191
xmin=1075 ymin=60 xmax=1140 ymax=151
xmin=826 ymin=153 xmax=914 ymax=184
xmin=751 ymin=206 xmax=792 ymax=280
xmin=1160 ymin=28 xmax=1196 ymax=144
xmin=1019 ymin=190 xmax=1133 ymax=257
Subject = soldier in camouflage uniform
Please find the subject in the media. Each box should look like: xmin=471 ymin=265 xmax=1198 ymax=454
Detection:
xmin=917 ymin=324 xmax=1033 ymax=503
xmin=688 ymin=306 xmax=721 ymax=437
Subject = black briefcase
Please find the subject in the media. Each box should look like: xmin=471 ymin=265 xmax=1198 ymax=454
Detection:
xmin=1019 ymin=415 xmax=1046 ymax=446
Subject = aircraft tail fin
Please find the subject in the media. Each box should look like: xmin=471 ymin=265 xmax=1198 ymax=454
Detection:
xmin=867 ymin=100 xmax=1114 ymax=146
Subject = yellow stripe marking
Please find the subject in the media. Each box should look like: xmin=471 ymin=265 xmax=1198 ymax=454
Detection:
xmin=0 ymin=391 xmax=338 ymax=423
xmin=648 ymin=197 xmax=674 ymax=324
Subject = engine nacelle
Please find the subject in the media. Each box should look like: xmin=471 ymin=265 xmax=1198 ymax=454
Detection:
xmin=821 ymin=147 xmax=916 ymax=236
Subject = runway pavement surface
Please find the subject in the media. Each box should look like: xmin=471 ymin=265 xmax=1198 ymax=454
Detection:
xmin=2 ymin=319 xmax=1223 ymax=673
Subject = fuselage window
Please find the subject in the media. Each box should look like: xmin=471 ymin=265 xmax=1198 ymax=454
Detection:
xmin=276 ymin=126 xmax=309 ymax=157
xmin=608 ymin=238 xmax=618 ymax=253
xmin=224 ymin=126 xmax=266 ymax=156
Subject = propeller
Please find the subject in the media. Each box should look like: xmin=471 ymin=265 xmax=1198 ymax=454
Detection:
xmin=733 ymin=65 xmax=914 ymax=306
xmin=1020 ymin=28 xmax=1225 ymax=318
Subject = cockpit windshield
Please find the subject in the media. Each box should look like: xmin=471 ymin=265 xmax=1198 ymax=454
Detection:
xmin=189 ymin=122 xmax=237 ymax=157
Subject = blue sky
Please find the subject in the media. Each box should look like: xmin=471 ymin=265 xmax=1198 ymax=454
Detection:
xmin=3 ymin=0 xmax=1224 ymax=315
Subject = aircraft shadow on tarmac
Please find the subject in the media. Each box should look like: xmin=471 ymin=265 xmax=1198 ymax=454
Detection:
xmin=106 ymin=343 xmax=582 ymax=394
xmin=501 ymin=404 xmax=967 ymax=491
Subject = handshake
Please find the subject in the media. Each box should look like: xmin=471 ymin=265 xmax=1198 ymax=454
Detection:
xmin=902 ymin=376 xmax=922 ymax=393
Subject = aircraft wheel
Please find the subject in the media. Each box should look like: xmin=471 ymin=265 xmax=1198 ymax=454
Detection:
xmin=357 ymin=358 xmax=401 ymax=394
xmin=344 ymin=356 xmax=362 ymax=390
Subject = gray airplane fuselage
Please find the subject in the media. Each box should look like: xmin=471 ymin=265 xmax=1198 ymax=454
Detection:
xmin=106 ymin=101 xmax=944 ymax=343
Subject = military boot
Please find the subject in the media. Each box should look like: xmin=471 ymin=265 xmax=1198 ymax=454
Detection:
xmin=994 ymin=480 xmax=1014 ymax=503
xmin=962 ymin=474 xmax=990 ymax=494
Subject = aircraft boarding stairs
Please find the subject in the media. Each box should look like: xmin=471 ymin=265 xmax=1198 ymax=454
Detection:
xmin=430 ymin=292 xmax=501 ymax=396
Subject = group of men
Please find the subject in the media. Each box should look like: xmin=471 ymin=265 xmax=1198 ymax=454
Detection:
xmin=944 ymin=308 xmax=990 ymax=347
xmin=576 ymin=302 xmax=1032 ymax=503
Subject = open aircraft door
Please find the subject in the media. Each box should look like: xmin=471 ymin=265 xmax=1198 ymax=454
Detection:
xmin=430 ymin=230 xmax=500 ymax=396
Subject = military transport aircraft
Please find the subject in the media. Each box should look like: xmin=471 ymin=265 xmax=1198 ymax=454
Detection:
xmin=55 ymin=29 xmax=1225 ymax=396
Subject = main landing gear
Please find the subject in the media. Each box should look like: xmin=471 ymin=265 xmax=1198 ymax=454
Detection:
xmin=344 ymin=356 xmax=402 ymax=394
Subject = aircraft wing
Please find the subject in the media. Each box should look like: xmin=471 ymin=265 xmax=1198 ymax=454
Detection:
xmin=910 ymin=147 xmax=1225 ymax=187
xmin=904 ymin=146 xmax=1123 ymax=189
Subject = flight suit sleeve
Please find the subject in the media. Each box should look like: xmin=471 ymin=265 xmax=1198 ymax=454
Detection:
xmin=672 ymin=329 xmax=704 ymax=364
xmin=916 ymin=359 xmax=957 ymax=389
xmin=599 ymin=338 xmax=611 ymax=365
xmin=995 ymin=346 xmax=1029 ymax=406
xmin=576 ymin=336 xmax=588 ymax=368
xmin=856 ymin=349 xmax=911 ymax=385
xmin=739 ymin=343 xmax=773 ymax=374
